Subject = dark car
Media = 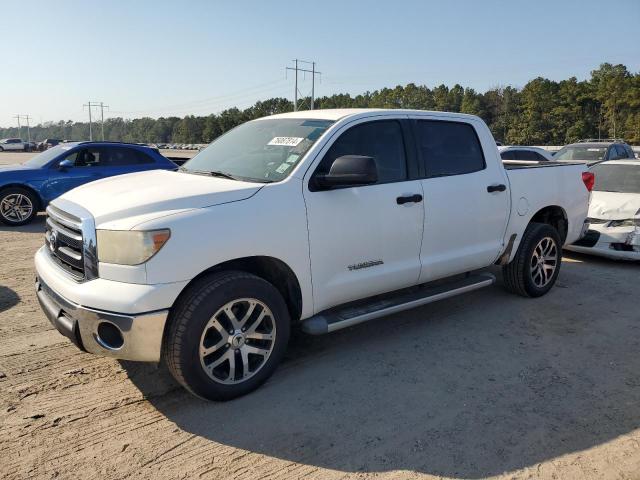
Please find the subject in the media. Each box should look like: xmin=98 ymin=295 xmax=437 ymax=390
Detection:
xmin=553 ymin=139 xmax=636 ymax=165
xmin=38 ymin=139 xmax=63 ymax=151
xmin=0 ymin=142 xmax=177 ymax=226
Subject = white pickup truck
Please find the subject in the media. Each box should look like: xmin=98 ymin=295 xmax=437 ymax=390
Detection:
xmin=35 ymin=109 xmax=592 ymax=400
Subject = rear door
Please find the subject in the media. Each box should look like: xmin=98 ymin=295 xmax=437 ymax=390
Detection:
xmin=411 ymin=116 xmax=510 ymax=282
xmin=303 ymin=117 xmax=424 ymax=312
xmin=99 ymin=146 xmax=158 ymax=178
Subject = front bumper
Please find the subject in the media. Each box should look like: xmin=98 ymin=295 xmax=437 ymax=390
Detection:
xmin=36 ymin=276 xmax=169 ymax=362
xmin=565 ymin=225 xmax=640 ymax=261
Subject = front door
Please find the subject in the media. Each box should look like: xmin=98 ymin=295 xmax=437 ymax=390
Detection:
xmin=303 ymin=118 xmax=424 ymax=313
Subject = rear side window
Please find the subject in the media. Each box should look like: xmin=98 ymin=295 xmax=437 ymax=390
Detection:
xmin=415 ymin=120 xmax=485 ymax=177
xmin=516 ymin=150 xmax=538 ymax=161
xmin=104 ymin=147 xmax=154 ymax=166
xmin=318 ymin=120 xmax=407 ymax=184
xmin=500 ymin=150 xmax=517 ymax=160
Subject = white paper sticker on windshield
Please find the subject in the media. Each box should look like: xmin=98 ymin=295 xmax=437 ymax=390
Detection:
xmin=587 ymin=148 xmax=603 ymax=151
xmin=268 ymin=136 xmax=304 ymax=147
xmin=275 ymin=163 xmax=291 ymax=174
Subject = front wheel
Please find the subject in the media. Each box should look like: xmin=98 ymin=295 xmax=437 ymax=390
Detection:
xmin=0 ymin=187 xmax=38 ymax=226
xmin=502 ymin=222 xmax=562 ymax=297
xmin=163 ymin=271 xmax=290 ymax=401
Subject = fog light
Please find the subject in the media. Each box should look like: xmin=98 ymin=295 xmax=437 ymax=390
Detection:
xmin=96 ymin=322 xmax=124 ymax=350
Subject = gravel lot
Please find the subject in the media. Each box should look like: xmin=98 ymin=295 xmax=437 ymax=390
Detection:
xmin=1 ymin=151 xmax=639 ymax=479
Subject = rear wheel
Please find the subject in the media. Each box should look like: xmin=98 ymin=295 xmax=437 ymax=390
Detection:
xmin=502 ymin=222 xmax=562 ymax=297
xmin=0 ymin=187 xmax=38 ymax=226
xmin=163 ymin=271 xmax=290 ymax=401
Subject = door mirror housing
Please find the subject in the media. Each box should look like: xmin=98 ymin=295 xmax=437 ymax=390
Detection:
xmin=58 ymin=159 xmax=73 ymax=170
xmin=313 ymin=155 xmax=378 ymax=190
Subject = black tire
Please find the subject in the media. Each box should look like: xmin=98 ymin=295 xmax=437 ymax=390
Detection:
xmin=163 ymin=271 xmax=291 ymax=401
xmin=502 ymin=222 xmax=562 ymax=298
xmin=0 ymin=146 xmax=4 ymax=152
xmin=0 ymin=187 xmax=39 ymax=226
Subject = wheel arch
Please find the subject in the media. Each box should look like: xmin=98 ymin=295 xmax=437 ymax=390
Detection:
xmin=174 ymin=255 xmax=303 ymax=324
xmin=529 ymin=205 xmax=568 ymax=243
xmin=0 ymin=183 xmax=44 ymax=211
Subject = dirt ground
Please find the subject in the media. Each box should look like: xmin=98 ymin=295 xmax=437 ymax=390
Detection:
xmin=1 ymin=152 xmax=640 ymax=479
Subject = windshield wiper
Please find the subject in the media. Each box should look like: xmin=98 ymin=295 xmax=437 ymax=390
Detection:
xmin=179 ymin=167 xmax=238 ymax=180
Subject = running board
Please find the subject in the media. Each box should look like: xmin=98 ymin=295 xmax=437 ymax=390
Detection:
xmin=301 ymin=272 xmax=496 ymax=335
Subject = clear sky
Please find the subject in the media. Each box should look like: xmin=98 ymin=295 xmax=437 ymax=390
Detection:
xmin=1 ymin=0 xmax=639 ymax=127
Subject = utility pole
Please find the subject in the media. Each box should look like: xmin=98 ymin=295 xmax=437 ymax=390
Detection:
xmin=83 ymin=101 xmax=109 ymax=141
xmin=13 ymin=115 xmax=21 ymax=139
xmin=286 ymin=59 xmax=321 ymax=111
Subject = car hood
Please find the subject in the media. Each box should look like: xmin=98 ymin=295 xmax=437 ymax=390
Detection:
xmin=57 ymin=169 xmax=264 ymax=229
xmin=589 ymin=191 xmax=640 ymax=220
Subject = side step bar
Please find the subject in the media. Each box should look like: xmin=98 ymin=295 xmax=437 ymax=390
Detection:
xmin=301 ymin=272 xmax=496 ymax=335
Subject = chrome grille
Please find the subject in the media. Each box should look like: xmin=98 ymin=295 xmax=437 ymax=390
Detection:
xmin=45 ymin=205 xmax=85 ymax=279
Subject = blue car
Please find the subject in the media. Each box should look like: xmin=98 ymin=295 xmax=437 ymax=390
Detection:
xmin=0 ymin=142 xmax=177 ymax=226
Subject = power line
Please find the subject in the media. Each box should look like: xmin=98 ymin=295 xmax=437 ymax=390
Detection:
xmin=286 ymin=59 xmax=321 ymax=111
xmin=83 ymin=102 xmax=109 ymax=141
xmin=13 ymin=114 xmax=32 ymax=142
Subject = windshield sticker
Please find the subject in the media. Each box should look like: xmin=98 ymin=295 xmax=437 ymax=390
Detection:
xmin=587 ymin=148 xmax=604 ymax=151
xmin=285 ymin=154 xmax=299 ymax=164
xmin=268 ymin=137 xmax=304 ymax=147
xmin=275 ymin=163 xmax=292 ymax=174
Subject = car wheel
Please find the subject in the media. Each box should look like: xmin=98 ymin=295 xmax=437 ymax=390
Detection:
xmin=163 ymin=271 xmax=291 ymax=401
xmin=502 ymin=222 xmax=562 ymax=297
xmin=0 ymin=146 xmax=4 ymax=152
xmin=0 ymin=187 xmax=38 ymax=226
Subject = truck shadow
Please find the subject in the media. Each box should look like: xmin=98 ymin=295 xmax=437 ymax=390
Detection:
xmin=0 ymin=285 xmax=20 ymax=313
xmin=123 ymin=258 xmax=640 ymax=478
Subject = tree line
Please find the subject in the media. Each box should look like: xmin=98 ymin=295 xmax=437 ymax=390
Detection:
xmin=2 ymin=63 xmax=638 ymax=146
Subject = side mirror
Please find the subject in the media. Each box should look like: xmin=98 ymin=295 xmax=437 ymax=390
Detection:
xmin=313 ymin=155 xmax=378 ymax=190
xmin=58 ymin=159 xmax=73 ymax=170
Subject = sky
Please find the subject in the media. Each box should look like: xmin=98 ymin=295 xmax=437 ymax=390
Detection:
xmin=1 ymin=0 xmax=639 ymax=127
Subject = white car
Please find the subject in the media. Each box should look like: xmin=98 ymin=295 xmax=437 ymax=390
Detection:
xmin=566 ymin=159 xmax=640 ymax=260
xmin=34 ymin=109 xmax=591 ymax=400
xmin=0 ymin=138 xmax=26 ymax=151
xmin=498 ymin=146 xmax=553 ymax=162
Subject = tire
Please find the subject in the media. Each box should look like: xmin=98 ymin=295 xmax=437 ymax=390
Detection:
xmin=163 ymin=271 xmax=291 ymax=401
xmin=0 ymin=146 xmax=4 ymax=152
xmin=0 ymin=187 xmax=38 ymax=226
xmin=502 ymin=222 xmax=562 ymax=298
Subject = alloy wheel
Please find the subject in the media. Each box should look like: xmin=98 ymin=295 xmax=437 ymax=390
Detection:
xmin=199 ymin=298 xmax=276 ymax=385
xmin=0 ymin=193 xmax=33 ymax=223
xmin=530 ymin=236 xmax=558 ymax=288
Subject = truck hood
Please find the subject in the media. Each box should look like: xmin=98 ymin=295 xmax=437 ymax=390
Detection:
xmin=588 ymin=191 xmax=640 ymax=220
xmin=58 ymin=169 xmax=263 ymax=229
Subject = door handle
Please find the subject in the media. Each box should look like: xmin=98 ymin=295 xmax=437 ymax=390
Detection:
xmin=396 ymin=194 xmax=423 ymax=205
xmin=487 ymin=184 xmax=507 ymax=193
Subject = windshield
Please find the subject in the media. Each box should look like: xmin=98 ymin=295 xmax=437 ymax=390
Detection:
xmin=591 ymin=163 xmax=640 ymax=194
xmin=181 ymin=118 xmax=334 ymax=183
xmin=23 ymin=144 xmax=73 ymax=168
xmin=554 ymin=145 xmax=607 ymax=162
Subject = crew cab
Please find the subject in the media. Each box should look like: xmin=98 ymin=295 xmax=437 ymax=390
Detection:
xmin=0 ymin=142 xmax=177 ymax=225
xmin=34 ymin=109 xmax=591 ymax=401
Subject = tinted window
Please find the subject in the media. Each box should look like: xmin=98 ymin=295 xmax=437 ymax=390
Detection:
xmin=105 ymin=147 xmax=153 ymax=166
xmin=534 ymin=152 xmax=548 ymax=161
xmin=500 ymin=150 xmax=517 ymax=160
xmin=591 ymin=164 xmax=640 ymax=193
xmin=516 ymin=150 xmax=538 ymax=161
xmin=415 ymin=120 xmax=485 ymax=177
xmin=73 ymin=148 xmax=104 ymax=167
xmin=317 ymin=120 xmax=407 ymax=184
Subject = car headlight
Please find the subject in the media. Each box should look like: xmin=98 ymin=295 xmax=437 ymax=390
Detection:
xmin=608 ymin=219 xmax=640 ymax=228
xmin=97 ymin=229 xmax=171 ymax=265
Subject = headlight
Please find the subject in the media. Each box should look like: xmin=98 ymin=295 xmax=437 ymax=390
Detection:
xmin=608 ymin=219 xmax=640 ymax=227
xmin=97 ymin=229 xmax=171 ymax=265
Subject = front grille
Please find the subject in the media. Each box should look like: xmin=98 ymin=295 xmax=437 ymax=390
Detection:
xmin=45 ymin=206 xmax=85 ymax=279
